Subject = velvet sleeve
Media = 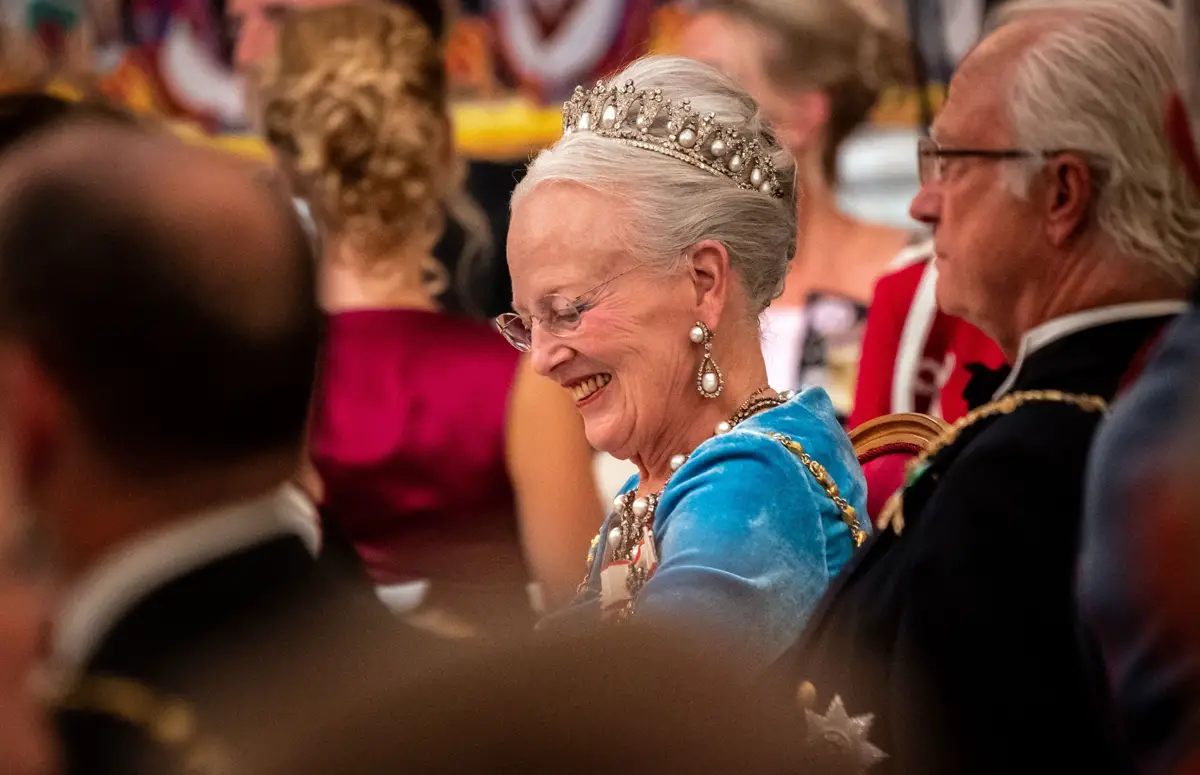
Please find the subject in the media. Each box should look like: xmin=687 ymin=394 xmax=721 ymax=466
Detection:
xmin=634 ymin=430 xmax=847 ymax=671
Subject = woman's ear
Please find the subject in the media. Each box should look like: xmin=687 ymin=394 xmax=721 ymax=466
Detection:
xmin=688 ymin=239 xmax=731 ymax=330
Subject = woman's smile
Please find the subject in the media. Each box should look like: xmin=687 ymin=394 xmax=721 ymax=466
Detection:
xmin=566 ymin=373 xmax=613 ymax=406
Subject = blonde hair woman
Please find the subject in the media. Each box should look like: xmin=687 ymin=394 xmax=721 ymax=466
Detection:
xmin=681 ymin=0 xmax=919 ymax=418
xmin=257 ymin=2 xmax=602 ymax=629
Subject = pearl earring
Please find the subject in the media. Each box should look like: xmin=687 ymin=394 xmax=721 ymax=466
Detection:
xmin=690 ymin=321 xmax=723 ymax=398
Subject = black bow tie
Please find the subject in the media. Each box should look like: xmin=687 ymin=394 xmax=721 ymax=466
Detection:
xmin=962 ymin=361 xmax=1013 ymax=409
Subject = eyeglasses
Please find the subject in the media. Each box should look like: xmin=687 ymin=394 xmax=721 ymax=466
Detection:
xmin=494 ymin=264 xmax=644 ymax=352
xmin=917 ymin=136 xmax=1068 ymax=186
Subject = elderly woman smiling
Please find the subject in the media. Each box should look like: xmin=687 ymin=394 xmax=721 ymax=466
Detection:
xmin=497 ymin=55 xmax=868 ymax=668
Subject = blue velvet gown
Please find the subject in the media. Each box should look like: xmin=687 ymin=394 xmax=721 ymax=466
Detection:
xmin=543 ymin=388 xmax=867 ymax=672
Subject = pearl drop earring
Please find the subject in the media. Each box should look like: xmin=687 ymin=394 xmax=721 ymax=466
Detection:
xmin=691 ymin=322 xmax=723 ymax=399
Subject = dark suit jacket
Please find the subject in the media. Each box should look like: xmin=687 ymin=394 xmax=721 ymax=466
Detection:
xmin=777 ymin=315 xmax=1174 ymax=775
xmin=55 ymin=530 xmax=444 ymax=775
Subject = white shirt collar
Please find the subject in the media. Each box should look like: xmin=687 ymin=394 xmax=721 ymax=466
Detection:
xmin=993 ymin=300 xmax=1187 ymax=399
xmin=51 ymin=483 xmax=319 ymax=671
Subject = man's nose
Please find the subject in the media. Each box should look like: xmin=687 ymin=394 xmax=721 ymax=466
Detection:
xmin=909 ymin=184 xmax=941 ymax=226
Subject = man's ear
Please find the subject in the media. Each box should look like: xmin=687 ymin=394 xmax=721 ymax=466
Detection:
xmin=1166 ymin=92 xmax=1200 ymax=195
xmin=688 ymin=239 xmax=732 ymax=331
xmin=0 ymin=346 xmax=65 ymax=493
xmin=1042 ymin=153 xmax=1093 ymax=247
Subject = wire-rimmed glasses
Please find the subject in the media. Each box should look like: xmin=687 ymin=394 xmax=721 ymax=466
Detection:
xmin=494 ymin=264 xmax=643 ymax=352
xmin=917 ymin=136 xmax=1068 ymax=186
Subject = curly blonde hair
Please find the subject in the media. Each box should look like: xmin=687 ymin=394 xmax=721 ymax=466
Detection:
xmin=258 ymin=2 xmax=488 ymax=282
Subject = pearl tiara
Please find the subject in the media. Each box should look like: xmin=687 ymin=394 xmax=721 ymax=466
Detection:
xmin=561 ymin=79 xmax=785 ymax=199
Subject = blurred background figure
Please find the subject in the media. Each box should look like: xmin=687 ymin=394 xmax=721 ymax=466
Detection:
xmin=257 ymin=2 xmax=602 ymax=631
xmin=244 ymin=626 xmax=852 ymax=775
xmin=0 ymin=479 xmax=53 ymax=775
xmin=1139 ymin=416 xmax=1200 ymax=775
xmin=1079 ymin=0 xmax=1200 ymax=772
xmin=0 ymin=421 xmax=53 ymax=775
xmin=679 ymin=0 xmax=917 ymax=419
xmin=0 ymin=90 xmax=155 ymax=775
xmin=0 ymin=119 xmax=441 ymax=773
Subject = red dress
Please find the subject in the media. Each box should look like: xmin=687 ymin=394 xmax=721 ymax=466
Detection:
xmin=850 ymin=254 xmax=1006 ymax=427
xmin=310 ymin=309 xmax=527 ymax=597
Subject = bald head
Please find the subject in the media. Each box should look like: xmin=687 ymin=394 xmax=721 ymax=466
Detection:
xmin=0 ymin=122 xmax=320 ymax=473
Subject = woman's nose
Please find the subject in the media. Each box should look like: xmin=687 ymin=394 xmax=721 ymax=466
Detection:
xmin=528 ymin=326 xmax=572 ymax=378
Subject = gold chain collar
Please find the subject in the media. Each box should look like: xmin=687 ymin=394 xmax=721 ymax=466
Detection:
xmin=878 ymin=390 xmax=1108 ymax=535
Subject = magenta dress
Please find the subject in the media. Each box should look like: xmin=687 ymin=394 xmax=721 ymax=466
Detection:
xmin=310 ymin=309 xmax=530 ymax=618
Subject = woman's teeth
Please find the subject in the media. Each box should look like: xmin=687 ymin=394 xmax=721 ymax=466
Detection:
xmin=570 ymin=374 xmax=612 ymax=402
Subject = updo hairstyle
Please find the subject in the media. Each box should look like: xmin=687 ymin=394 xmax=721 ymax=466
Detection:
xmin=257 ymin=2 xmax=489 ymax=280
xmin=513 ymin=55 xmax=798 ymax=319
xmin=702 ymin=0 xmax=912 ymax=181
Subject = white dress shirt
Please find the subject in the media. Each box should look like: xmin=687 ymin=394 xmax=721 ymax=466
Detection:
xmin=992 ymin=301 xmax=1188 ymax=399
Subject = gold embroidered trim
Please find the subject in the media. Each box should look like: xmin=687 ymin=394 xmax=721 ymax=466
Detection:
xmin=878 ymin=390 xmax=1108 ymax=535
xmin=770 ymin=433 xmax=868 ymax=548
xmin=51 ymin=674 xmax=231 ymax=775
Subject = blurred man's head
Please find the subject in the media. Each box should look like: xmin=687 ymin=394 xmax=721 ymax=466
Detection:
xmin=0 ymin=121 xmax=320 ymax=574
xmin=0 ymin=90 xmax=133 ymax=775
xmin=908 ymin=0 xmax=1200 ymax=356
xmin=0 ymin=92 xmax=134 ymax=154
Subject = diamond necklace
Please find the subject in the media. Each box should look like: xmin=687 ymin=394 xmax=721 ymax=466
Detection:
xmin=581 ymin=386 xmax=795 ymax=613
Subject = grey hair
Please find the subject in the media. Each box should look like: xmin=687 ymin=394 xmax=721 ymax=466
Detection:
xmin=984 ymin=0 xmax=1200 ymax=285
xmin=511 ymin=55 xmax=799 ymax=318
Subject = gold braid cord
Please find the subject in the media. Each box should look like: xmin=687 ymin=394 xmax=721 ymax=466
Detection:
xmin=878 ymin=390 xmax=1108 ymax=535
xmin=770 ymin=433 xmax=868 ymax=548
xmin=51 ymin=674 xmax=231 ymax=775
xmin=579 ymin=426 xmax=865 ymax=611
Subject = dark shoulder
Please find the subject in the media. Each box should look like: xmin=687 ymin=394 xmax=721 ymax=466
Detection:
xmin=917 ymin=401 xmax=1105 ymax=552
xmin=959 ymin=399 xmax=1106 ymax=464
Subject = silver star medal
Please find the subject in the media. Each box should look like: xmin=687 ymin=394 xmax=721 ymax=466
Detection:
xmin=804 ymin=695 xmax=887 ymax=773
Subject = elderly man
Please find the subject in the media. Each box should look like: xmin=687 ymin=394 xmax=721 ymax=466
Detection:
xmin=779 ymin=2 xmax=1200 ymax=774
xmin=1079 ymin=1 xmax=1200 ymax=773
xmin=0 ymin=121 xmax=442 ymax=774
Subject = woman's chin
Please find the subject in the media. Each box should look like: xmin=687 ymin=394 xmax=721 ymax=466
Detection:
xmin=582 ymin=416 xmax=626 ymax=458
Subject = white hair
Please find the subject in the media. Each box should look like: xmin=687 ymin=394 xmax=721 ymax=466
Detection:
xmin=511 ymin=55 xmax=799 ymax=317
xmin=985 ymin=0 xmax=1200 ymax=285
